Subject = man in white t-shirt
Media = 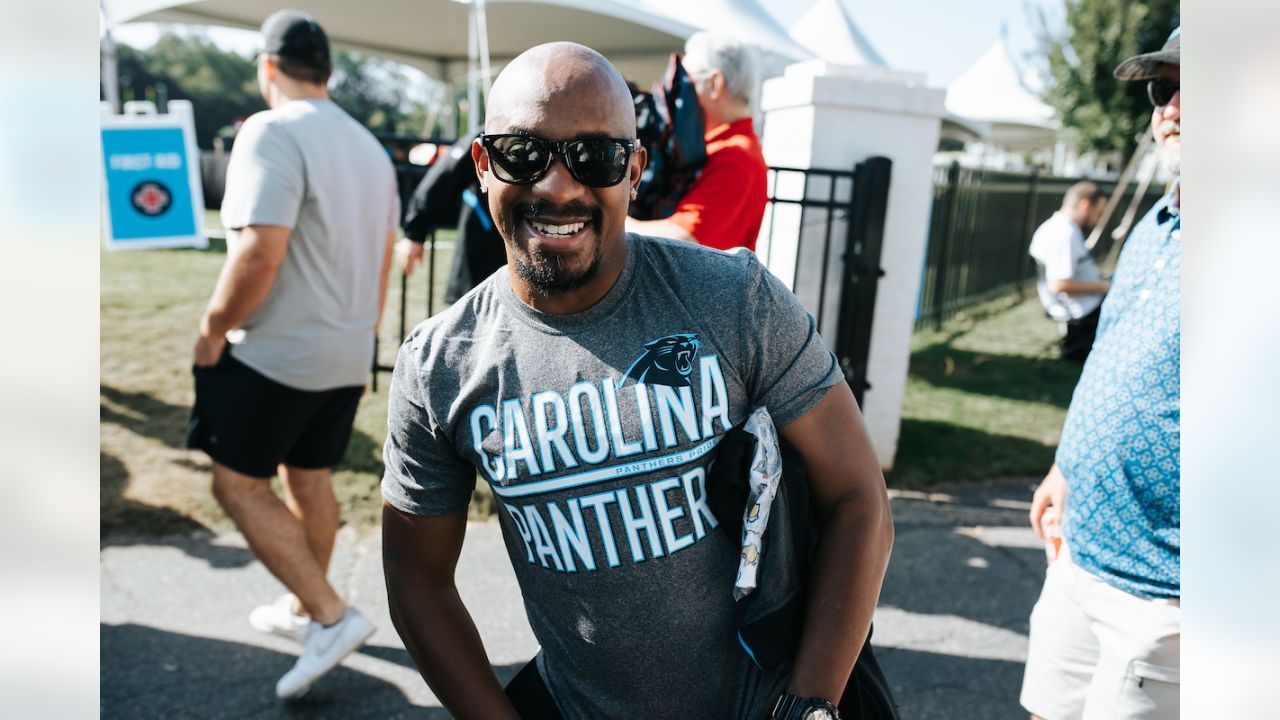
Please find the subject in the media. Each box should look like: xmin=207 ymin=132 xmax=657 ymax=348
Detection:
xmin=1028 ymin=181 xmax=1111 ymax=362
xmin=187 ymin=10 xmax=398 ymax=700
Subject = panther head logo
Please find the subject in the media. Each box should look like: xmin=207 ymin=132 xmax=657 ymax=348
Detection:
xmin=620 ymin=333 xmax=701 ymax=388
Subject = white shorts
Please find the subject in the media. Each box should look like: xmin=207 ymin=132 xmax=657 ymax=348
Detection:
xmin=1020 ymin=549 xmax=1180 ymax=720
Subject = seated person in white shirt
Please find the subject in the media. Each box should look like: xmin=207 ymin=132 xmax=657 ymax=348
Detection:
xmin=1029 ymin=181 xmax=1111 ymax=362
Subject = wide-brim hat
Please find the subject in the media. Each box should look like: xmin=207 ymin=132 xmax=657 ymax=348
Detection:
xmin=1114 ymin=27 xmax=1180 ymax=81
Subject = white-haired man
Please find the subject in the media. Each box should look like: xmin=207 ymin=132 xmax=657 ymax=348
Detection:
xmin=627 ymin=32 xmax=768 ymax=251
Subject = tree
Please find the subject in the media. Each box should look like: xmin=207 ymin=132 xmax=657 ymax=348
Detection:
xmin=105 ymin=33 xmax=434 ymax=147
xmin=1034 ymin=0 xmax=1179 ymax=158
xmin=329 ymin=50 xmax=419 ymax=134
xmin=111 ymin=33 xmax=262 ymax=149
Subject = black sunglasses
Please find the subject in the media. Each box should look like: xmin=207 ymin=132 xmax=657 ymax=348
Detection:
xmin=481 ymin=133 xmax=637 ymax=188
xmin=1147 ymin=79 xmax=1179 ymax=108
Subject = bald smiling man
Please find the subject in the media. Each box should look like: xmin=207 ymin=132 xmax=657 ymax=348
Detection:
xmin=380 ymin=43 xmax=893 ymax=720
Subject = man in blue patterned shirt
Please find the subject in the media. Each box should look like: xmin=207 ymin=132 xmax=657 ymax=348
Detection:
xmin=1020 ymin=28 xmax=1181 ymax=720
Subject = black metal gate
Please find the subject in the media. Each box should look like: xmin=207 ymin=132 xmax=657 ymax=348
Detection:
xmin=374 ymin=154 xmax=891 ymax=407
xmin=760 ymin=157 xmax=891 ymax=406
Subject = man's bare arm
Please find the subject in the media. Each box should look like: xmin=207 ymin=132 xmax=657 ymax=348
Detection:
xmin=194 ymin=224 xmax=290 ymax=366
xmin=1048 ymin=277 xmax=1110 ymax=296
xmin=382 ymin=503 xmax=521 ymax=719
xmin=625 ymin=217 xmax=698 ymax=243
xmin=777 ymin=381 xmax=894 ymax=702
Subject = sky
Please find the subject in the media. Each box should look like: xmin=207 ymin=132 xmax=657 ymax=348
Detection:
xmin=109 ymin=0 xmax=1062 ymax=89
xmin=111 ymin=23 xmax=257 ymax=57
xmin=762 ymin=0 xmax=1060 ymax=86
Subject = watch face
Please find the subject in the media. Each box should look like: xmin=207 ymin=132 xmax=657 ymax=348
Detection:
xmin=802 ymin=709 xmax=836 ymax=720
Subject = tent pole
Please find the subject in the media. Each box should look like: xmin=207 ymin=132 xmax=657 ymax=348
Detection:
xmin=467 ymin=1 xmax=479 ymax=133
xmin=1103 ymin=141 xmax=1159 ymax=268
xmin=101 ymin=23 xmax=120 ymax=114
xmin=1086 ymin=132 xmax=1153 ymax=251
xmin=476 ymin=0 xmax=492 ymax=102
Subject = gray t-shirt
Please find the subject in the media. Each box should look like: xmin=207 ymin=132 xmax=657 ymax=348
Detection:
xmin=221 ymin=98 xmax=399 ymax=391
xmin=382 ymin=235 xmax=842 ymax=719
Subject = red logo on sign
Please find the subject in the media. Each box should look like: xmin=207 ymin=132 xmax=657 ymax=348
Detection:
xmin=131 ymin=181 xmax=172 ymax=216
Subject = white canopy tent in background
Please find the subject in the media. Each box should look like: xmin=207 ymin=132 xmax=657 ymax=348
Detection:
xmin=786 ymin=0 xmax=884 ymax=67
xmin=944 ymin=39 xmax=1056 ymax=154
xmin=100 ymin=0 xmax=701 ymax=132
xmin=640 ymin=0 xmax=814 ymax=79
xmin=99 ymin=0 xmax=906 ymax=139
xmin=101 ymin=0 xmax=698 ymax=75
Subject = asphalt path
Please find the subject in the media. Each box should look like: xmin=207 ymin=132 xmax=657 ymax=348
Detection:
xmin=101 ymin=479 xmax=1046 ymax=719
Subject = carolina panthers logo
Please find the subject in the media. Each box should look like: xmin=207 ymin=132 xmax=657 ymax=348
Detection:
xmin=620 ymin=333 xmax=701 ymax=388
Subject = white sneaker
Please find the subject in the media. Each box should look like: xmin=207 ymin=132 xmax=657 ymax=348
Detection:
xmin=275 ymin=607 xmax=375 ymax=699
xmin=249 ymin=594 xmax=310 ymax=643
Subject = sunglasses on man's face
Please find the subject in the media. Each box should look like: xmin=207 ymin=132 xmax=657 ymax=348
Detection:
xmin=481 ymin=133 xmax=637 ymax=188
xmin=1147 ymin=79 xmax=1179 ymax=108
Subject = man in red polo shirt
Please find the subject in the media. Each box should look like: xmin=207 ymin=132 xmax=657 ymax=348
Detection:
xmin=628 ymin=32 xmax=768 ymax=252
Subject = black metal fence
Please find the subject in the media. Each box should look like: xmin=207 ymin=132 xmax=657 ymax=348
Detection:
xmin=760 ymin=158 xmax=891 ymax=406
xmin=917 ymin=162 xmax=1168 ymax=329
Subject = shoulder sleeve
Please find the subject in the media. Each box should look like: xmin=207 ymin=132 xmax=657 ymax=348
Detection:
xmin=381 ymin=334 xmax=476 ymax=516
xmin=739 ymin=253 xmax=843 ymax=426
xmin=219 ymin=115 xmax=304 ymax=230
xmin=1032 ymin=220 xmax=1077 ymax=282
xmin=666 ymin=149 xmax=762 ymax=250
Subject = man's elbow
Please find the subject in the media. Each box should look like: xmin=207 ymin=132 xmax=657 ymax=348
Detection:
xmin=833 ymin=482 xmax=894 ymax=552
xmin=879 ymin=493 xmax=895 ymax=551
xmin=249 ymin=251 xmax=286 ymax=275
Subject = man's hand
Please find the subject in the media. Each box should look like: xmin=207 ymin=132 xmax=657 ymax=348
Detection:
xmin=193 ymin=329 xmax=226 ymax=367
xmin=396 ymin=238 xmax=424 ymax=275
xmin=1030 ymin=464 xmax=1068 ymax=540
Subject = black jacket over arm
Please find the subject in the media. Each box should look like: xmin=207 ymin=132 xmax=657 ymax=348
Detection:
xmin=402 ymin=129 xmax=505 ymax=303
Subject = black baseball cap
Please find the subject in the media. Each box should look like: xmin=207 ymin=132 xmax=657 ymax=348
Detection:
xmin=260 ymin=9 xmax=331 ymax=73
xmin=1114 ymin=27 xmax=1180 ymax=81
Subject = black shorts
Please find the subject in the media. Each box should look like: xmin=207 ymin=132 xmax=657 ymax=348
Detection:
xmin=187 ymin=349 xmax=364 ymax=478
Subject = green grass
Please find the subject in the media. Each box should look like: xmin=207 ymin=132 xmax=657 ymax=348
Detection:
xmin=99 ymin=213 xmax=488 ymax=537
xmin=889 ymin=291 xmax=1084 ymax=486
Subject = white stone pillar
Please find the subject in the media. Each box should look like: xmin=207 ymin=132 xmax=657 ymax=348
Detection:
xmin=759 ymin=60 xmax=944 ymax=469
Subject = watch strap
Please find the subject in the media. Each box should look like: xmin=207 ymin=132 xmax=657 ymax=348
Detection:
xmin=772 ymin=693 xmax=840 ymax=720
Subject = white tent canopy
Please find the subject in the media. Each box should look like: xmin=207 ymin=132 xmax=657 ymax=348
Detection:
xmin=945 ymin=39 xmax=1056 ymax=151
xmin=101 ymin=0 xmax=698 ymax=81
xmin=787 ymin=0 xmax=884 ymax=67
xmin=639 ymin=0 xmax=815 ymax=75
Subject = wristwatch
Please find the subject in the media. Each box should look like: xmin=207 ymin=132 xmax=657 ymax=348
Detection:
xmin=771 ymin=693 xmax=841 ymax=720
